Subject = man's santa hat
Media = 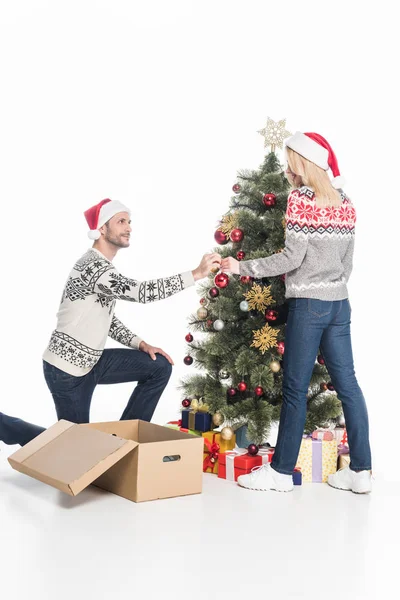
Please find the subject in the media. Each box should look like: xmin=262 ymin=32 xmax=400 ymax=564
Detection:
xmin=284 ymin=131 xmax=345 ymax=189
xmin=84 ymin=199 xmax=131 ymax=240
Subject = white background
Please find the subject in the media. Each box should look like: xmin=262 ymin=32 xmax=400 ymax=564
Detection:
xmin=1 ymin=0 xmax=398 ymax=481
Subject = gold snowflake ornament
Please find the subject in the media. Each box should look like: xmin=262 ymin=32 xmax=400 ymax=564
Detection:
xmin=251 ymin=324 xmax=279 ymax=355
xmin=244 ymin=283 xmax=274 ymax=312
xmin=258 ymin=117 xmax=292 ymax=153
xmin=220 ymin=212 xmax=239 ymax=236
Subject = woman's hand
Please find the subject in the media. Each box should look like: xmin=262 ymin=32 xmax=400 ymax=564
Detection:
xmin=220 ymin=256 xmax=240 ymax=275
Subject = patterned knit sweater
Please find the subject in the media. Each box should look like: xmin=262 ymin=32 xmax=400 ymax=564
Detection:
xmin=43 ymin=248 xmax=195 ymax=376
xmin=239 ymin=186 xmax=356 ymax=300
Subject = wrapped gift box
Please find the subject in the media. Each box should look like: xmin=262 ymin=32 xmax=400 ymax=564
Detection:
xmin=338 ymin=453 xmax=350 ymax=469
xmin=181 ymin=409 xmax=212 ymax=432
xmin=296 ymin=437 xmax=338 ymax=483
xmin=202 ymin=431 xmax=236 ymax=474
xmin=312 ymin=429 xmax=335 ymax=441
xmin=218 ymin=447 xmax=274 ymax=481
xmin=165 ymin=421 xmax=202 ymax=436
xmin=293 ymin=467 xmax=302 ymax=485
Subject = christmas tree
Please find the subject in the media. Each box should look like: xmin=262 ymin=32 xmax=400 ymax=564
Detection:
xmin=181 ymin=118 xmax=342 ymax=446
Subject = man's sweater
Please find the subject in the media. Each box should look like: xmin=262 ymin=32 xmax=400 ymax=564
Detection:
xmin=239 ymin=186 xmax=356 ymax=300
xmin=43 ymin=248 xmax=195 ymax=376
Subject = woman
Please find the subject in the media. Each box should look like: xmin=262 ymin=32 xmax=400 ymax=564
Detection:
xmin=221 ymin=131 xmax=372 ymax=494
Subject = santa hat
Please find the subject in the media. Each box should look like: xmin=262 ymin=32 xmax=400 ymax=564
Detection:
xmin=84 ymin=199 xmax=131 ymax=240
xmin=284 ymin=131 xmax=345 ymax=189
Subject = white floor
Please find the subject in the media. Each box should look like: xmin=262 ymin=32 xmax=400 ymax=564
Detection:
xmin=1 ymin=443 xmax=398 ymax=600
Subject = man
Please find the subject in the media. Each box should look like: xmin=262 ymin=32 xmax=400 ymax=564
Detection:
xmin=0 ymin=198 xmax=221 ymax=446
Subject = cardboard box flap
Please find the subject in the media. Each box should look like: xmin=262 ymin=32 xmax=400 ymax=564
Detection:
xmin=8 ymin=420 xmax=138 ymax=496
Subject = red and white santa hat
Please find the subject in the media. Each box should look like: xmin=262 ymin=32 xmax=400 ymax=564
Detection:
xmin=84 ymin=198 xmax=131 ymax=240
xmin=284 ymin=131 xmax=345 ymax=189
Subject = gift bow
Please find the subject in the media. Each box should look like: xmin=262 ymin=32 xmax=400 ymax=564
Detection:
xmin=203 ymin=436 xmax=220 ymax=473
xmin=225 ymin=446 xmax=273 ymax=481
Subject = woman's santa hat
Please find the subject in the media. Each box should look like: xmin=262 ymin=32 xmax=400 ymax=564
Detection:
xmin=84 ymin=199 xmax=131 ymax=240
xmin=284 ymin=131 xmax=345 ymax=189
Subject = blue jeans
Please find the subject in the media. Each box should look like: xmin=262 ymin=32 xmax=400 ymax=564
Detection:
xmin=271 ymin=298 xmax=372 ymax=475
xmin=0 ymin=348 xmax=172 ymax=446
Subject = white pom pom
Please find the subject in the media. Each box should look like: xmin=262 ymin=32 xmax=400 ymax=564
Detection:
xmin=331 ymin=175 xmax=346 ymax=189
xmin=88 ymin=230 xmax=101 ymax=240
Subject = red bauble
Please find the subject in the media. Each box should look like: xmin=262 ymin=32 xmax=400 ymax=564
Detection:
xmin=317 ymin=354 xmax=325 ymax=365
xmin=238 ymin=381 xmax=247 ymax=392
xmin=327 ymin=382 xmax=335 ymax=391
xmin=227 ymin=387 xmax=237 ymax=397
xmin=240 ymin=275 xmax=253 ymax=284
xmin=182 ymin=399 xmax=191 ymax=408
xmin=214 ymin=272 xmax=230 ymax=289
xmin=276 ymin=341 xmax=285 ymax=355
xmin=254 ymin=386 xmax=264 ymax=397
xmin=208 ymin=287 xmax=220 ymax=299
xmin=206 ymin=319 xmax=213 ymax=328
xmin=281 ymin=274 xmax=286 ymax=282
xmin=230 ymin=228 xmax=244 ymax=243
xmin=263 ymin=193 xmax=277 ymax=207
xmin=200 ymin=297 xmax=206 ymax=305
xmin=236 ymin=250 xmax=246 ymax=261
xmin=232 ymin=184 xmax=241 ymax=193
xmin=265 ymin=309 xmax=279 ymax=322
xmin=214 ymin=229 xmax=229 ymax=245
xmin=184 ymin=356 xmax=193 ymax=365
xmin=248 ymin=443 xmax=259 ymax=456
xmin=185 ymin=333 xmax=193 ymax=343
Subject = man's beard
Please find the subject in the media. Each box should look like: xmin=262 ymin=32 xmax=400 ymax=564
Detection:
xmin=105 ymin=232 xmax=129 ymax=248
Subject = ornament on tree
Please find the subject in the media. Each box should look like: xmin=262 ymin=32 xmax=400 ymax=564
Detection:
xmin=254 ymin=386 xmax=264 ymax=397
xmin=199 ymin=298 xmax=207 ymax=305
xmin=265 ymin=309 xmax=279 ymax=322
xmin=184 ymin=356 xmax=193 ymax=365
xmin=220 ymin=213 xmax=239 ymax=237
xmin=185 ymin=333 xmax=193 ymax=343
xmin=281 ymin=274 xmax=286 ymax=282
xmin=232 ymin=183 xmax=241 ymax=193
xmin=327 ymin=382 xmax=335 ymax=391
xmin=214 ymin=272 xmax=230 ymax=288
xmin=237 ymin=250 xmax=246 ymax=261
xmin=320 ymin=382 xmax=328 ymax=391
xmin=240 ymin=300 xmax=249 ymax=312
xmin=230 ymin=228 xmax=244 ymax=243
xmin=219 ymin=369 xmax=230 ymax=379
xmin=317 ymin=355 xmax=325 ymax=365
xmin=210 ymin=265 xmax=220 ymax=274
xmin=221 ymin=426 xmax=234 ymax=441
xmin=214 ymin=229 xmax=229 ymax=245
xmin=213 ymin=319 xmax=225 ymax=331
xmin=251 ymin=324 xmax=279 ymax=354
xmin=209 ymin=287 xmax=219 ymax=299
xmin=276 ymin=341 xmax=285 ymax=355
xmin=240 ymin=275 xmax=253 ymax=284
xmin=248 ymin=443 xmax=259 ymax=456
xmin=227 ymin=387 xmax=237 ymax=397
xmin=244 ymin=283 xmax=274 ymax=312
xmin=262 ymin=193 xmax=277 ymax=208
xmin=212 ymin=412 xmax=224 ymax=426
xmin=206 ymin=319 xmax=213 ymax=328
xmin=258 ymin=117 xmax=291 ymax=153
xmin=238 ymin=381 xmax=247 ymax=392
xmin=197 ymin=306 xmax=208 ymax=320
xmin=182 ymin=398 xmax=191 ymax=408
xmin=269 ymin=360 xmax=281 ymax=373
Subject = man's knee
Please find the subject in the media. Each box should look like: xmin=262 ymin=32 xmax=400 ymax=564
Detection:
xmin=154 ymin=354 xmax=173 ymax=379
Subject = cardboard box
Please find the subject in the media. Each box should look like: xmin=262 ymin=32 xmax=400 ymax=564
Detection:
xmin=8 ymin=419 xmax=204 ymax=503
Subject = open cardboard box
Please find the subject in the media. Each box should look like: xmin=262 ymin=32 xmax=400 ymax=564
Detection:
xmin=8 ymin=419 xmax=204 ymax=502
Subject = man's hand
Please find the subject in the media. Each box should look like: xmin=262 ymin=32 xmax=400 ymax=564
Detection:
xmin=192 ymin=253 xmax=222 ymax=281
xmin=139 ymin=341 xmax=174 ymax=365
xmin=221 ymin=256 xmax=240 ymax=275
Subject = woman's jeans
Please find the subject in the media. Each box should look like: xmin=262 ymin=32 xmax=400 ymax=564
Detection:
xmin=271 ymin=298 xmax=372 ymax=475
xmin=0 ymin=348 xmax=172 ymax=446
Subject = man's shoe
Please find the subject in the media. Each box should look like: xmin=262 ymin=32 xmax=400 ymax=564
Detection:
xmin=328 ymin=466 xmax=372 ymax=494
xmin=237 ymin=464 xmax=294 ymax=492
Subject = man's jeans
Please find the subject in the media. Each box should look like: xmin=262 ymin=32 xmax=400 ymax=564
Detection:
xmin=0 ymin=348 xmax=172 ymax=446
xmin=271 ymin=298 xmax=372 ymax=475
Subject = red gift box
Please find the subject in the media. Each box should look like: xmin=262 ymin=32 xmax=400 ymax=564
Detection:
xmin=218 ymin=447 xmax=274 ymax=481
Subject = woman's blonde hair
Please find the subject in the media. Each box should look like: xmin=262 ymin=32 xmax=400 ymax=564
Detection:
xmin=286 ymin=147 xmax=342 ymax=208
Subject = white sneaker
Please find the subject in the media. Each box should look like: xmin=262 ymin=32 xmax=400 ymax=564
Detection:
xmin=237 ymin=464 xmax=294 ymax=492
xmin=328 ymin=466 xmax=372 ymax=494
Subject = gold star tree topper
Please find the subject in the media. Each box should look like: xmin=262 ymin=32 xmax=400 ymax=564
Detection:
xmin=258 ymin=117 xmax=292 ymax=153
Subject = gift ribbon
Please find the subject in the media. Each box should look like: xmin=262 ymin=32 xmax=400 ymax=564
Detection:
xmin=225 ymin=446 xmax=274 ymax=481
xmin=203 ymin=435 xmax=220 ymax=473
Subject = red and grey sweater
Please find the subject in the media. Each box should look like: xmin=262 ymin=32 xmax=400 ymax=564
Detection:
xmin=239 ymin=186 xmax=356 ymax=300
